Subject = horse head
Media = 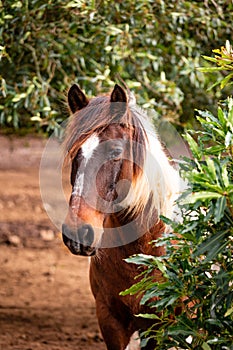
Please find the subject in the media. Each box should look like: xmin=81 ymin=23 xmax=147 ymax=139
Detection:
xmin=62 ymin=84 xmax=146 ymax=255
xmin=62 ymin=84 xmax=181 ymax=256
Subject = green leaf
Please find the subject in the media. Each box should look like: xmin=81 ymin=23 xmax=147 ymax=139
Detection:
xmin=124 ymin=254 xmax=155 ymax=266
xmin=194 ymin=230 xmax=227 ymax=258
xmin=159 ymin=215 xmax=174 ymax=225
xmin=136 ymin=313 xmax=161 ymax=320
xmin=225 ymin=307 xmax=233 ymax=317
xmin=184 ymin=133 xmax=201 ymax=159
xmin=12 ymin=93 xmax=27 ymax=102
xmin=154 ymin=259 xmax=168 ymax=276
xmin=31 ymin=115 xmax=42 ymax=122
xmin=214 ymin=196 xmax=226 ymax=224
xmin=167 ymin=326 xmax=196 ymax=337
xmin=227 ymin=101 xmax=233 ymax=131
xmin=206 ymin=80 xmax=222 ymax=91
xmin=186 ymin=175 xmax=221 ymax=193
xmin=120 ymin=276 xmax=152 ymax=296
xmin=220 ymin=72 xmax=233 ymax=89
xmin=201 ymin=55 xmax=218 ymax=63
xmin=202 ymin=342 xmax=212 ymax=350
xmin=222 ymin=164 xmax=230 ymax=187
xmin=205 ymin=158 xmax=217 ymax=182
xmin=182 ymin=192 xmax=222 ymax=204
xmin=196 ymin=109 xmax=219 ymax=123
xmin=205 ymin=239 xmax=229 ymax=261
xmin=3 ymin=14 xmax=13 ymax=19
xmin=197 ymin=67 xmax=226 ymax=72
xmin=225 ymin=131 xmax=232 ymax=147
xmin=205 ymin=318 xmax=223 ymax=327
xmin=154 ymin=294 xmax=180 ymax=309
xmin=204 ymin=145 xmax=225 ymax=155
xmin=217 ymin=106 xmax=227 ymax=128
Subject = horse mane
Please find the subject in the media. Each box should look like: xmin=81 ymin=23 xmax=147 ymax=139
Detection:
xmin=64 ymin=91 xmax=182 ymax=222
xmin=125 ymin=105 xmax=182 ymax=221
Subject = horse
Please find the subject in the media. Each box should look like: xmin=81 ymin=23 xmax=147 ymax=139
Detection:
xmin=62 ymin=83 xmax=182 ymax=350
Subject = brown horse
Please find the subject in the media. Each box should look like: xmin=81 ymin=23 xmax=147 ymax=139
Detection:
xmin=62 ymin=84 xmax=182 ymax=349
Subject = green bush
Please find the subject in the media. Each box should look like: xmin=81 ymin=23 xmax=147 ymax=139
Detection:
xmin=1 ymin=0 xmax=233 ymax=133
xmin=121 ymin=44 xmax=233 ymax=349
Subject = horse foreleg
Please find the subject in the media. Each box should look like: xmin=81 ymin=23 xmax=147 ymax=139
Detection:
xmin=96 ymin=299 xmax=132 ymax=350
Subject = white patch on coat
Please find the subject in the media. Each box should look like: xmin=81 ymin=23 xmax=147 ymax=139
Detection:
xmin=72 ymin=134 xmax=99 ymax=197
xmin=81 ymin=134 xmax=100 ymax=162
xmin=72 ymin=173 xmax=84 ymax=197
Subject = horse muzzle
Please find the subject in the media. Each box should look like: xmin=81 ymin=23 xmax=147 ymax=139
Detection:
xmin=62 ymin=224 xmax=96 ymax=256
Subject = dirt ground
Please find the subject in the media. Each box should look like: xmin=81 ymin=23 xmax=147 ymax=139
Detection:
xmin=0 ymin=135 xmax=106 ymax=350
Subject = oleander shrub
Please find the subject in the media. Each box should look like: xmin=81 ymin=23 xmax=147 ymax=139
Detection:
xmin=121 ymin=43 xmax=233 ymax=349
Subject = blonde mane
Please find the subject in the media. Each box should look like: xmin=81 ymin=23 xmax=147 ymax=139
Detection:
xmin=124 ymin=103 xmax=183 ymax=222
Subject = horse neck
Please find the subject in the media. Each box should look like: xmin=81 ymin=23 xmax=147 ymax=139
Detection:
xmin=136 ymin=218 xmax=166 ymax=255
xmin=99 ymin=212 xmax=166 ymax=258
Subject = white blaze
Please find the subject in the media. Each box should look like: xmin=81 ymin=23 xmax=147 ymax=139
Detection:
xmin=81 ymin=134 xmax=100 ymax=162
xmin=72 ymin=134 xmax=99 ymax=197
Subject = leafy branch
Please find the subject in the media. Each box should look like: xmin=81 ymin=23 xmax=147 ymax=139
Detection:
xmin=198 ymin=40 xmax=233 ymax=89
xmin=123 ymin=43 xmax=233 ymax=349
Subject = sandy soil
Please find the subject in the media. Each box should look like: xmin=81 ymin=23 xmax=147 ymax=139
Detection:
xmin=0 ymin=135 xmax=106 ymax=350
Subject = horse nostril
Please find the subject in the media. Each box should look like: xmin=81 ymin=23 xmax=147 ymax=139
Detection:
xmin=78 ymin=224 xmax=94 ymax=247
xmin=62 ymin=224 xmax=74 ymax=244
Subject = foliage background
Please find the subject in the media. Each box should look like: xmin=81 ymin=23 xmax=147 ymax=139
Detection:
xmin=1 ymin=0 xmax=233 ymax=133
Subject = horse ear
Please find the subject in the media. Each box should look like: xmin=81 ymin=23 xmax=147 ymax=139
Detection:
xmin=68 ymin=84 xmax=89 ymax=113
xmin=110 ymin=84 xmax=127 ymax=103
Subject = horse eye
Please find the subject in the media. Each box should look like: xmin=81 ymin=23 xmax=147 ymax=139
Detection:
xmin=109 ymin=147 xmax=123 ymax=160
xmin=74 ymin=149 xmax=82 ymax=162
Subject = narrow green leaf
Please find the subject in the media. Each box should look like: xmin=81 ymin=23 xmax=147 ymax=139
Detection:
xmin=189 ymin=174 xmax=222 ymax=191
xmin=225 ymin=307 xmax=233 ymax=317
xmin=212 ymin=127 xmax=225 ymax=138
xmin=196 ymin=110 xmax=221 ymax=127
xmin=222 ymin=164 xmax=230 ymax=187
xmin=167 ymin=326 xmax=196 ymax=337
xmin=206 ymin=80 xmax=221 ymax=91
xmin=205 ymin=318 xmax=223 ymax=327
xmin=202 ymin=342 xmax=212 ymax=350
xmin=154 ymin=295 xmax=178 ymax=309
xmin=184 ymin=133 xmax=201 ymax=159
xmin=12 ymin=93 xmax=27 ymax=102
xmin=198 ymin=67 xmax=226 ymax=72
xmin=136 ymin=313 xmax=161 ymax=320
xmin=214 ymin=196 xmax=226 ymax=223
xmin=182 ymin=192 xmax=222 ymax=204
xmin=160 ymin=215 xmax=174 ymax=225
xmin=124 ymin=254 xmax=155 ymax=266
xmin=225 ymin=131 xmax=232 ymax=147
xmin=201 ymin=55 xmax=218 ymax=63
xmin=205 ymin=158 xmax=217 ymax=181
xmin=154 ymin=259 xmax=168 ymax=276
xmin=227 ymin=100 xmax=233 ymax=131
xmin=204 ymin=145 xmax=225 ymax=155
xmin=217 ymin=106 xmax=227 ymax=128
xmin=205 ymin=240 xmax=228 ymax=261
xmin=194 ymin=230 xmax=227 ymax=258
xmin=120 ymin=275 xmax=154 ymax=296
xmin=196 ymin=116 xmax=208 ymax=125
xmin=220 ymin=72 xmax=233 ymax=89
